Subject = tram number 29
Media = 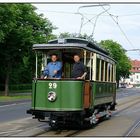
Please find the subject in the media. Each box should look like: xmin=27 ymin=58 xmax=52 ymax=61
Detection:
xmin=48 ymin=82 xmax=57 ymax=89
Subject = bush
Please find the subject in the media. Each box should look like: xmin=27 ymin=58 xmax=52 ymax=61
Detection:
xmin=133 ymin=84 xmax=140 ymax=87
xmin=9 ymin=84 xmax=32 ymax=91
xmin=0 ymin=84 xmax=5 ymax=91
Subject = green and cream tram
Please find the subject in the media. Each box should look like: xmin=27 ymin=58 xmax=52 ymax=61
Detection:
xmin=27 ymin=38 xmax=116 ymax=128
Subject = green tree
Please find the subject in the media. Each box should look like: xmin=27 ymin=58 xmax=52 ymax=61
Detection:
xmin=99 ymin=40 xmax=132 ymax=87
xmin=59 ymin=32 xmax=73 ymax=38
xmin=0 ymin=4 xmax=55 ymax=96
xmin=59 ymin=32 xmax=95 ymax=42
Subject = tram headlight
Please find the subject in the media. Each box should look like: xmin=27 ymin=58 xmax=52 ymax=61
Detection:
xmin=48 ymin=91 xmax=57 ymax=102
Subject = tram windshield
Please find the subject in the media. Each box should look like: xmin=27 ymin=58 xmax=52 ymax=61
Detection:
xmin=35 ymin=48 xmax=94 ymax=80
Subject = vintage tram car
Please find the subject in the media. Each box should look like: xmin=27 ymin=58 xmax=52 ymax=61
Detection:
xmin=27 ymin=38 xmax=116 ymax=128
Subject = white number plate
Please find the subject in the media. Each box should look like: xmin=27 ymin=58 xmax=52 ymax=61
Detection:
xmin=48 ymin=82 xmax=57 ymax=89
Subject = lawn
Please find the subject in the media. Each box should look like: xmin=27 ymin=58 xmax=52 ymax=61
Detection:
xmin=0 ymin=95 xmax=31 ymax=102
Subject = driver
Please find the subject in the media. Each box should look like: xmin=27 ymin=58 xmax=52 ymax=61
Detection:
xmin=43 ymin=54 xmax=62 ymax=78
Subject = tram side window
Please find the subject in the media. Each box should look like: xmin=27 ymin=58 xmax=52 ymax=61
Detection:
xmin=108 ymin=63 xmax=114 ymax=82
xmin=96 ymin=58 xmax=100 ymax=81
xmin=104 ymin=61 xmax=107 ymax=81
xmin=96 ymin=58 xmax=105 ymax=81
xmin=106 ymin=62 xmax=110 ymax=82
xmin=101 ymin=60 xmax=104 ymax=81
xmin=109 ymin=64 xmax=114 ymax=82
xmin=95 ymin=59 xmax=115 ymax=82
xmin=86 ymin=52 xmax=93 ymax=80
xmin=108 ymin=64 xmax=111 ymax=82
xmin=111 ymin=64 xmax=114 ymax=82
xmin=110 ymin=64 xmax=113 ymax=82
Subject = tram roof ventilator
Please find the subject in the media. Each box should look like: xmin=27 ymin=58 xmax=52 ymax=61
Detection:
xmin=58 ymin=38 xmax=66 ymax=44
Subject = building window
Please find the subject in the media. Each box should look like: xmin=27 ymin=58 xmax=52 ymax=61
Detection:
xmin=130 ymin=78 xmax=133 ymax=82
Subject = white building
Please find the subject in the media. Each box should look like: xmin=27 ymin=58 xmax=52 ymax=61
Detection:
xmin=122 ymin=60 xmax=140 ymax=87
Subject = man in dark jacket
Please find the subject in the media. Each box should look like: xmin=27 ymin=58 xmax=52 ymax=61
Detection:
xmin=71 ymin=54 xmax=87 ymax=79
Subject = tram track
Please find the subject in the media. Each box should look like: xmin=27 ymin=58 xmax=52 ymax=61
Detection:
xmin=116 ymin=95 xmax=140 ymax=107
xmin=10 ymin=123 xmax=50 ymax=137
xmin=112 ymin=97 xmax=140 ymax=116
xmin=35 ymin=129 xmax=84 ymax=137
xmin=64 ymin=103 xmax=140 ymax=137
xmin=66 ymin=98 xmax=140 ymax=137
xmin=124 ymin=119 xmax=140 ymax=136
xmin=0 ymin=118 xmax=50 ymax=137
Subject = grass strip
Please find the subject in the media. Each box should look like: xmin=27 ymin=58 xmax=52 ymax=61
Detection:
xmin=0 ymin=95 xmax=31 ymax=102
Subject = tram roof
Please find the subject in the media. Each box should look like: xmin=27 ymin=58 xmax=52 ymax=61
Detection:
xmin=33 ymin=38 xmax=109 ymax=55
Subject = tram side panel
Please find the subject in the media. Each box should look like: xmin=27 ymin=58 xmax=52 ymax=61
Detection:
xmin=92 ymin=81 xmax=116 ymax=109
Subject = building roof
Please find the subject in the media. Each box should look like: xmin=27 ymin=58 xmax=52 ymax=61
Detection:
xmin=130 ymin=60 xmax=140 ymax=73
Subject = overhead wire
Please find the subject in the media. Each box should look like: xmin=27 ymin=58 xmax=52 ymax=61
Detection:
xmin=37 ymin=6 xmax=139 ymax=51
xmin=42 ymin=9 xmax=140 ymax=17
xmin=76 ymin=4 xmax=111 ymax=38
xmin=101 ymin=5 xmax=136 ymax=50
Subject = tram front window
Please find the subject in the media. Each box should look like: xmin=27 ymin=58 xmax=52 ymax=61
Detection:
xmin=40 ymin=49 xmax=89 ymax=80
xmin=43 ymin=53 xmax=62 ymax=78
xmin=62 ymin=50 xmax=87 ymax=79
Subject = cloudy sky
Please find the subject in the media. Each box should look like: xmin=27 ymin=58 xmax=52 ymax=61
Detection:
xmin=33 ymin=4 xmax=140 ymax=60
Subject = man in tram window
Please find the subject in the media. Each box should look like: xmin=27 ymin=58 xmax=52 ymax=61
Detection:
xmin=71 ymin=54 xmax=87 ymax=79
xmin=43 ymin=54 xmax=62 ymax=78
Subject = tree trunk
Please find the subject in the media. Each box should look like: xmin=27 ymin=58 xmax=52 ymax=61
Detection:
xmin=116 ymin=80 xmax=119 ymax=89
xmin=5 ymin=71 xmax=9 ymax=96
xmin=4 ymin=60 xmax=11 ymax=96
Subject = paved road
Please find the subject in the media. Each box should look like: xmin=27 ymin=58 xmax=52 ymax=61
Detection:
xmin=74 ymin=100 xmax=140 ymax=136
xmin=0 ymin=88 xmax=140 ymax=123
xmin=0 ymin=101 xmax=31 ymax=123
xmin=116 ymin=88 xmax=140 ymax=99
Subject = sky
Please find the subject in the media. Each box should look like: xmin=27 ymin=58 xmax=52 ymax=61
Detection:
xmin=33 ymin=4 xmax=140 ymax=60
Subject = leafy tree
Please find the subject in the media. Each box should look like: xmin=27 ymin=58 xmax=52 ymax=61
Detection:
xmin=99 ymin=40 xmax=132 ymax=87
xmin=59 ymin=32 xmax=95 ymax=42
xmin=0 ymin=4 xmax=55 ymax=96
xmin=59 ymin=32 xmax=73 ymax=38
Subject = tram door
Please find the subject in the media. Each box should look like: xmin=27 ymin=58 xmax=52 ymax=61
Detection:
xmin=84 ymin=81 xmax=91 ymax=108
xmin=84 ymin=52 xmax=94 ymax=108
